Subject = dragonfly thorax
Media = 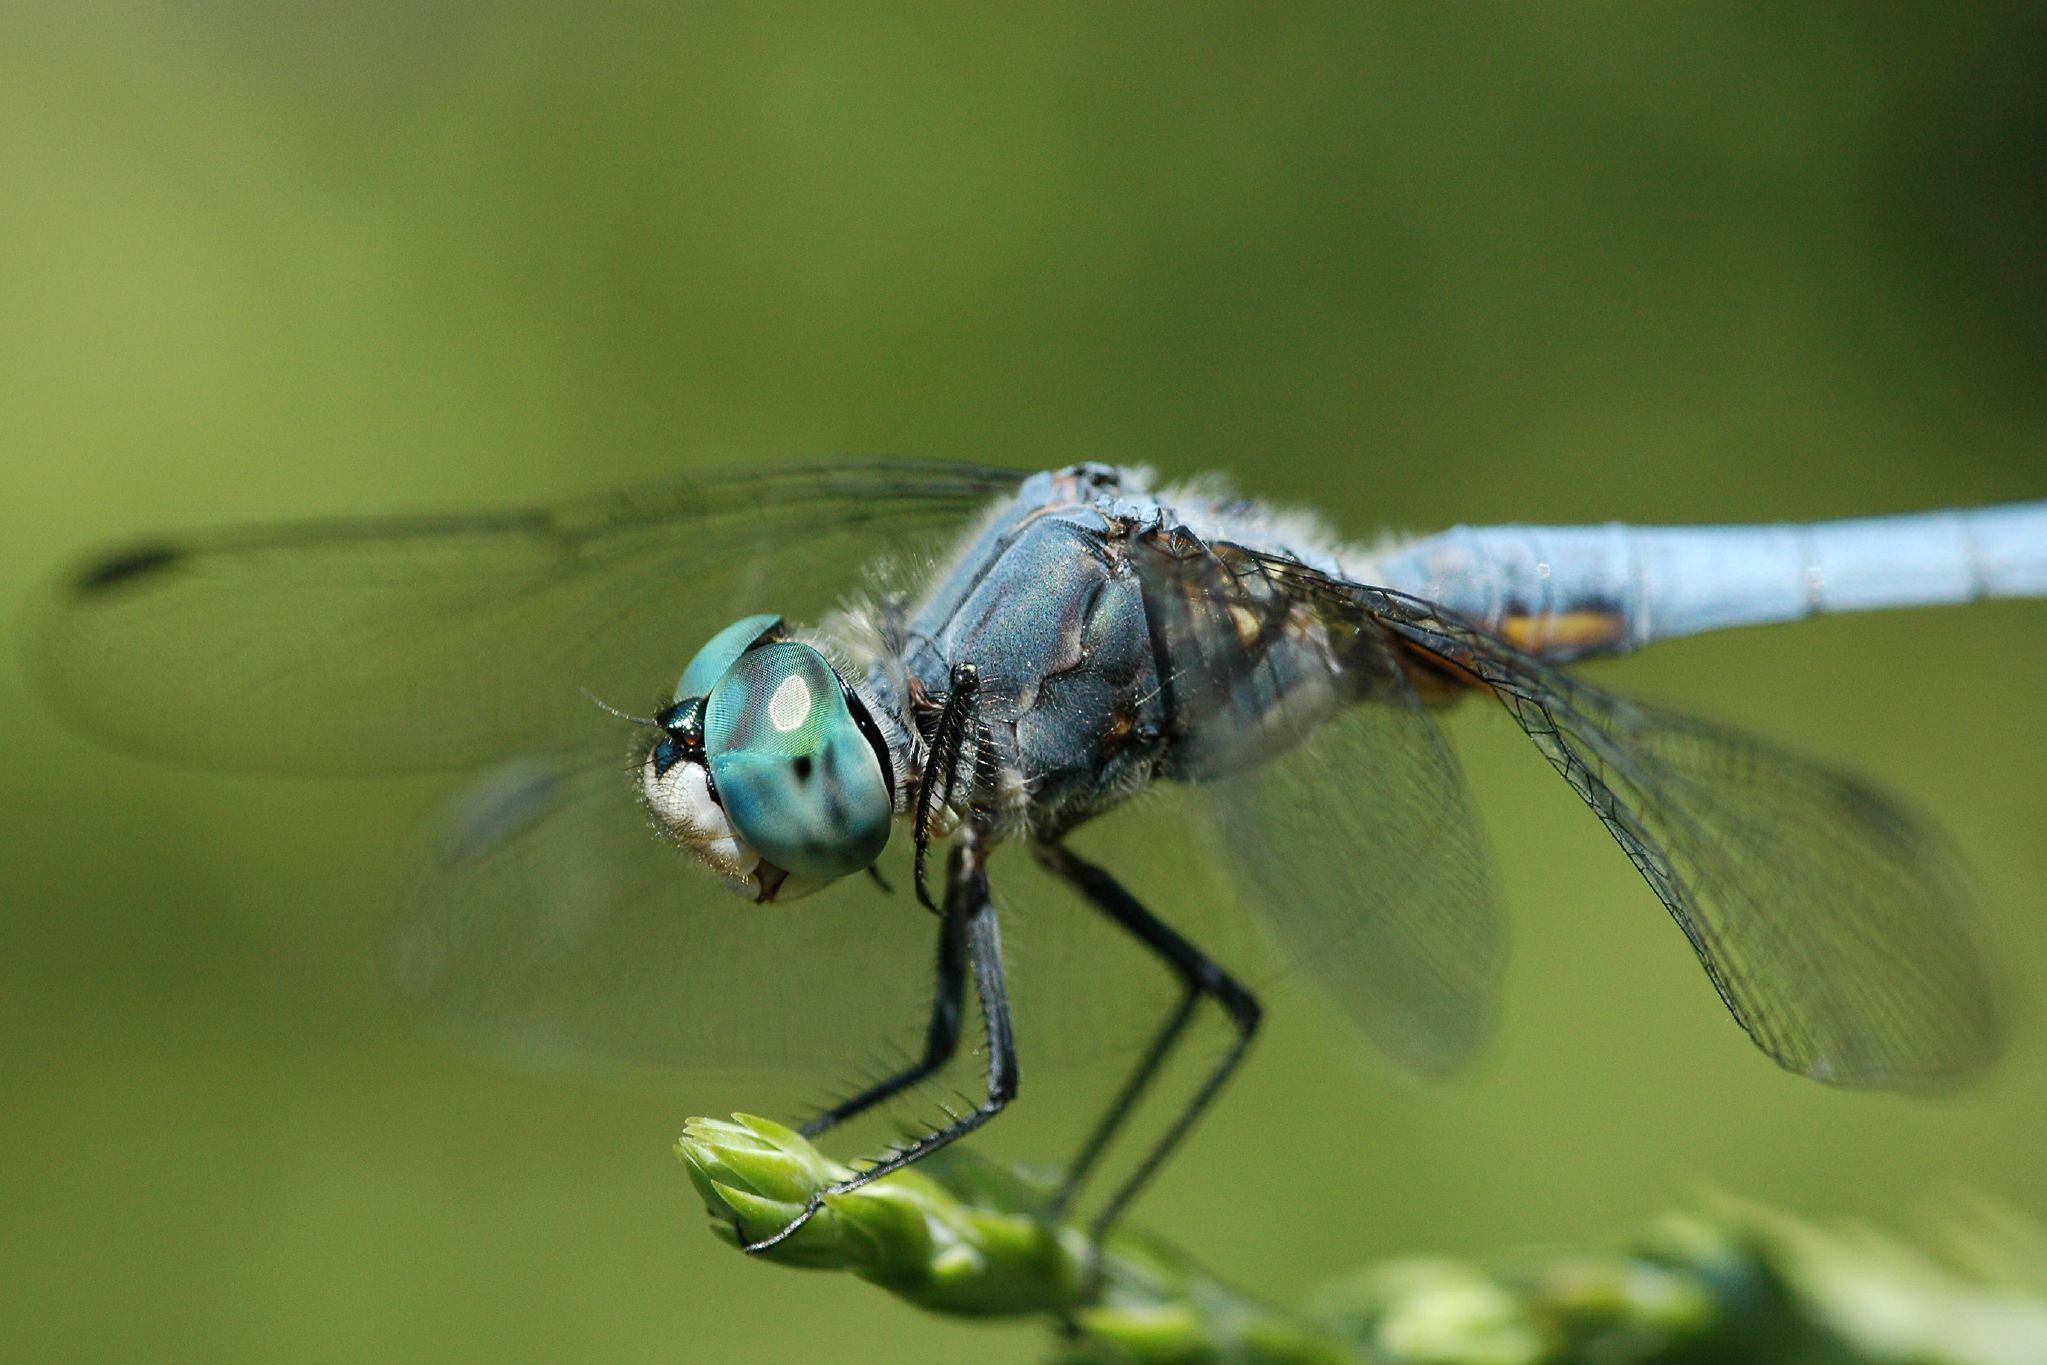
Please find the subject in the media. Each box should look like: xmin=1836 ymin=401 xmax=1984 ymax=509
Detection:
xmin=640 ymin=621 xmax=897 ymax=904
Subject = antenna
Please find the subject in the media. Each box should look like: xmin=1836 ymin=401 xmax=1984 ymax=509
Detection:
xmin=581 ymin=688 xmax=656 ymax=727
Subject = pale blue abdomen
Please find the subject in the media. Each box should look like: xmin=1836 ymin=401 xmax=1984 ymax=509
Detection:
xmin=1376 ymin=502 xmax=2047 ymax=659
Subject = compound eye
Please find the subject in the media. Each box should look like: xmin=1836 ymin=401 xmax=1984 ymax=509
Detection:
xmin=675 ymin=614 xmax=784 ymax=702
xmin=703 ymin=642 xmax=891 ymax=879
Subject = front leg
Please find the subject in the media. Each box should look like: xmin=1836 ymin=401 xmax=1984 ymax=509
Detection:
xmin=913 ymin=663 xmax=981 ymax=914
xmin=797 ymin=659 xmax=989 ymax=1137
xmin=740 ymin=836 xmax=1017 ymax=1254
xmin=796 ymin=870 xmax=970 ymax=1139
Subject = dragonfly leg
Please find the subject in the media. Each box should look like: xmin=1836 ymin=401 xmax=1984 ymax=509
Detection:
xmin=795 ymin=661 xmax=989 ymax=1137
xmin=1034 ymin=842 xmax=1261 ymax=1244
xmin=796 ymin=870 xmax=970 ymax=1139
xmin=741 ymin=837 xmax=1017 ymax=1255
xmin=913 ymin=663 xmax=980 ymax=914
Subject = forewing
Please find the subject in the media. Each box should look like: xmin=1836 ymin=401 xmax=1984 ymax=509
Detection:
xmin=37 ymin=460 xmax=1019 ymax=773
xmin=389 ymin=741 xmax=1195 ymax=1087
xmin=385 ymin=744 xmax=938 ymax=1089
xmin=1347 ymin=581 xmax=2006 ymax=1089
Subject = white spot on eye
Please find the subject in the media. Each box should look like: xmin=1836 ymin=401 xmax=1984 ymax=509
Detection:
xmin=768 ymin=674 xmax=812 ymax=732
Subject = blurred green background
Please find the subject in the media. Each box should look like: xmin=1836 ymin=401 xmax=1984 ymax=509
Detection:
xmin=4 ymin=4 xmax=2045 ymax=1362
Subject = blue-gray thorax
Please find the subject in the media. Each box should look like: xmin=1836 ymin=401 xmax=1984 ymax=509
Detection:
xmin=875 ymin=465 xmax=1347 ymax=840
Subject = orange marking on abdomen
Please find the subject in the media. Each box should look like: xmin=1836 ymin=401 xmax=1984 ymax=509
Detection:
xmin=1501 ymin=610 xmax=1627 ymax=658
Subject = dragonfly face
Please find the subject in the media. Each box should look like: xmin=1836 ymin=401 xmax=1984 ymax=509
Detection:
xmin=642 ymin=617 xmax=897 ymax=904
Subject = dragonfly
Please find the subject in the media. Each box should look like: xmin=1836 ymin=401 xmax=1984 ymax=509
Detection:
xmin=37 ymin=460 xmax=2047 ymax=1256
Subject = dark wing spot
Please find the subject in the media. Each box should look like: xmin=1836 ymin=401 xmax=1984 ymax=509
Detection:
xmin=72 ymin=543 xmax=185 ymax=596
xmin=793 ymin=754 xmax=813 ymax=781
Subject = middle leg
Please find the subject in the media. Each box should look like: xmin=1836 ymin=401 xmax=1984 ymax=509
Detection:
xmin=1035 ymin=840 xmax=1262 ymax=1241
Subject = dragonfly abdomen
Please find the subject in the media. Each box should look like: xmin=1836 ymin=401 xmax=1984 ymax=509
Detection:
xmin=1374 ymin=501 xmax=2047 ymax=659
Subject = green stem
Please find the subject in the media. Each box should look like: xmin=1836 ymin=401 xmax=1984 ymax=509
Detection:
xmin=676 ymin=1115 xmax=2047 ymax=1365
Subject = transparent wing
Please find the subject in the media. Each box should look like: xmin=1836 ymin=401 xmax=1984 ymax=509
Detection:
xmin=384 ymin=744 xmax=941 ymax=1090
xmin=387 ymin=739 xmax=1177 ymax=1088
xmin=36 ymin=460 xmax=1021 ymax=774
xmin=1241 ymin=552 xmax=2006 ymax=1090
xmin=1122 ymin=533 xmax=1506 ymax=1076
xmin=1201 ymin=660 xmax=1506 ymax=1077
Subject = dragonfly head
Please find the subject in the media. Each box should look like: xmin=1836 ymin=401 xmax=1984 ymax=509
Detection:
xmin=639 ymin=616 xmax=895 ymax=904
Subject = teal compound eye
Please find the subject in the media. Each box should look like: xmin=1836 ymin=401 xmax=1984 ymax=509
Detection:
xmin=703 ymin=641 xmax=894 ymax=880
xmin=675 ymin=614 xmax=784 ymax=701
